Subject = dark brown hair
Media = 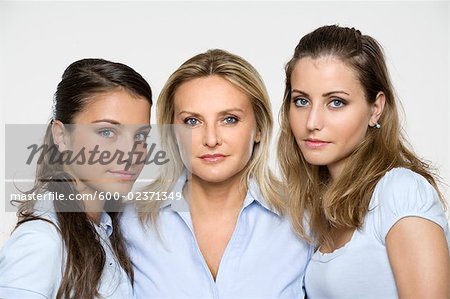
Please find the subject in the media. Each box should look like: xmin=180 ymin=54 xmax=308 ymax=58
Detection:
xmin=16 ymin=58 xmax=152 ymax=298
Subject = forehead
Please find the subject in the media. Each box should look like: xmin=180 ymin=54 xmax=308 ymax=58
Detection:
xmin=291 ymin=56 xmax=361 ymax=91
xmin=74 ymin=89 xmax=150 ymax=124
xmin=173 ymin=75 xmax=252 ymax=113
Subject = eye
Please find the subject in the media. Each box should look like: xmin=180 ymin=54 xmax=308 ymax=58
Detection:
xmin=184 ymin=117 xmax=200 ymax=126
xmin=135 ymin=132 xmax=149 ymax=142
xmin=223 ymin=116 xmax=239 ymax=124
xmin=293 ymin=97 xmax=310 ymax=107
xmin=98 ymin=129 xmax=115 ymax=138
xmin=329 ymin=98 xmax=346 ymax=108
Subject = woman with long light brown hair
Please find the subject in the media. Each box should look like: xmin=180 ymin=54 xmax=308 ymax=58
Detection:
xmin=278 ymin=25 xmax=450 ymax=298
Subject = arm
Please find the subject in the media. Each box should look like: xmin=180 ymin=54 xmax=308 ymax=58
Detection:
xmin=387 ymin=216 xmax=450 ymax=299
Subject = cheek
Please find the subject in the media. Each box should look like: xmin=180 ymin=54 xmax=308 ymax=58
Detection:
xmin=173 ymin=129 xmax=194 ymax=167
xmin=336 ymin=114 xmax=369 ymax=145
xmin=233 ymin=128 xmax=258 ymax=163
xmin=289 ymin=109 xmax=305 ymax=137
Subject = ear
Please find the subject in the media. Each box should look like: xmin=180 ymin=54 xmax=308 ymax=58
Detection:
xmin=51 ymin=120 xmax=69 ymax=152
xmin=369 ymin=92 xmax=386 ymax=127
xmin=254 ymin=130 xmax=261 ymax=143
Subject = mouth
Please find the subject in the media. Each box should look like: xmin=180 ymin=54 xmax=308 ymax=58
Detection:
xmin=108 ymin=170 xmax=136 ymax=180
xmin=199 ymin=153 xmax=228 ymax=163
xmin=303 ymin=138 xmax=331 ymax=149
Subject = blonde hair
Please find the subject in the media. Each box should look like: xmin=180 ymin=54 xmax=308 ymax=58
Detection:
xmin=277 ymin=25 xmax=446 ymax=248
xmin=138 ymin=49 xmax=284 ymax=225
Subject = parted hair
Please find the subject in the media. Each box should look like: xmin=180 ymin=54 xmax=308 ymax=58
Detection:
xmin=137 ymin=49 xmax=285 ymax=225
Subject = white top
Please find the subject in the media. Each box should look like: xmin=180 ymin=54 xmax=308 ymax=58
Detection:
xmin=305 ymin=167 xmax=450 ymax=298
xmin=0 ymin=199 xmax=133 ymax=299
xmin=121 ymin=171 xmax=312 ymax=299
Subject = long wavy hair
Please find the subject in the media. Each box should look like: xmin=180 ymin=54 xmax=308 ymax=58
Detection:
xmin=137 ymin=49 xmax=284 ymax=225
xmin=277 ymin=25 xmax=445 ymax=248
xmin=16 ymin=58 xmax=152 ymax=298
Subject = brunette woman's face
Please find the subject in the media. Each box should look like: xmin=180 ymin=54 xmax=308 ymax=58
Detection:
xmin=55 ymin=89 xmax=151 ymax=196
xmin=173 ymin=75 xmax=261 ymax=184
xmin=288 ymin=56 xmax=383 ymax=180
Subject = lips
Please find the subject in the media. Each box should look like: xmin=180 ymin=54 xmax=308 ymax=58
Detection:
xmin=199 ymin=153 xmax=227 ymax=163
xmin=108 ymin=170 xmax=136 ymax=180
xmin=304 ymin=138 xmax=330 ymax=149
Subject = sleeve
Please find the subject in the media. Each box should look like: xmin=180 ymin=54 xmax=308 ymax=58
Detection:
xmin=372 ymin=168 xmax=449 ymax=244
xmin=0 ymin=220 xmax=64 ymax=298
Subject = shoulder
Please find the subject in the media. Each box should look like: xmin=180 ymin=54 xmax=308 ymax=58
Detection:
xmin=120 ymin=202 xmax=149 ymax=242
xmin=120 ymin=202 xmax=144 ymax=229
xmin=0 ymin=218 xmax=64 ymax=298
xmin=369 ymin=167 xmax=448 ymax=243
xmin=5 ymin=217 xmax=61 ymax=249
xmin=121 ymin=201 xmax=137 ymax=218
xmin=376 ymin=167 xmax=434 ymax=193
xmin=371 ymin=167 xmax=440 ymax=210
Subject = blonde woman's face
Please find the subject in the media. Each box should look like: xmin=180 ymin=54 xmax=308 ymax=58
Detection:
xmin=173 ymin=75 xmax=261 ymax=184
xmin=289 ymin=56 xmax=375 ymax=180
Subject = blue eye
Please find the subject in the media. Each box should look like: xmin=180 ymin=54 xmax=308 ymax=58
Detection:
xmin=184 ymin=117 xmax=200 ymax=126
xmin=98 ymin=129 xmax=115 ymax=138
xmin=329 ymin=98 xmax=345 ymax=108
xmin=293 ymin=98 xmax=309 ymax=107
xmin=224 ymin=116 xmax=238 ymax=124
xmin=135 ymin=132 xmax=149 ymax=141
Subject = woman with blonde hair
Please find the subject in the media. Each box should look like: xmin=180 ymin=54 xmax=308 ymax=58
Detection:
xmin=278 ymin=25 xmax=450 ymax=298
xmin=121 ymin=49 xmax=311 ymax=298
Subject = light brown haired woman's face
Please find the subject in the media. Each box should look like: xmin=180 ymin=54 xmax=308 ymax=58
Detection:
xmin=173 ymin=75 xmax=261 ymax=184
xmin=288 ymin=56 xmax=375 ymax=180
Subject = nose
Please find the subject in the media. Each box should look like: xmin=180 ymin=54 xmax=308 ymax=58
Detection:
xmin=117 ymin=130 xmax=146 ymax=166
xmin=202 ymin=123 xmax=221 ymax=147
xmin=306 ymin=104 xmax=324 ymax=131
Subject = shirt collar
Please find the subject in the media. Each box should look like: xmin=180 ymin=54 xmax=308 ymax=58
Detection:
xmin=98 ymin=212 xmax=113 ymax=237
xmin=159 ymin=169 xmax=189 ymax=210
xmin=243 ymin=178 xmax=281 ymax=216
xmin=160 ymin=169 xmax=280 ymax=217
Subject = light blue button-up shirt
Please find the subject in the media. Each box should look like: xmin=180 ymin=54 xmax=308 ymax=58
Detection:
xmin=0 ymin=198 xmax=133 ymax=299
xmin=121 ymin=172 xmax=312 ymax=299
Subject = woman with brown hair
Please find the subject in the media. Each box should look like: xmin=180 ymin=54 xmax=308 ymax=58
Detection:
xmin=278 ymin=25 xmax=449 ymax=298
xmin=0 ymin=58 xmax=152 ymax=298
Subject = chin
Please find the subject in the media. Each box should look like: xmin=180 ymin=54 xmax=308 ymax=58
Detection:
xmin=302 ymin=155 xmax=329 ymax=167
xmin=192 ymin=168 xmax=240 ymax=184
xmin=99 ymin=182 xmax=134 ymax=196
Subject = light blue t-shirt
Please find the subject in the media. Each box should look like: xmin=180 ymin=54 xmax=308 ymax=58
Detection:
xmin=0 ymin=200 xmax=133 ymax=299
xmin=121 ymin=171 xmax=312 ymax=299
xmin=305 ymin=167 xmax=450 ymax=299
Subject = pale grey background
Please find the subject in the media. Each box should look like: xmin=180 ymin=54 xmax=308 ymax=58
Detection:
xmin=1 ymin=1 xmax=449 ymax=246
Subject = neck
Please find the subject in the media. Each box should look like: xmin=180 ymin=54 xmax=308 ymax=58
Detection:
xmin=74 ymin=181 xmax=105 ymax=225
xmin=86 ymin=211 xmax=102 ymax=225
xmin=186 ymin=173 xmax=247 ymax=219
xmin=327 ymin=163 xmax=344 ymax=182
xmin=62 ymin=168 xmax=106 ymax=225
xmin=84 ymin=197 xmax=104 ymax=225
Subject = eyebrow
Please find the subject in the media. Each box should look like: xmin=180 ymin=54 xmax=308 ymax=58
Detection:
xmin=91 ymin=119 xmax=152 ymax=130
xmin=138 ymin=124 xmax=152 ymax=131
xmin=177 ymin=108 xmax=245 ymax=116
xmin=291 ymin=89 xmax=350 ymax=97
xmin=91 ymin=119 xmax=121 ymax=125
